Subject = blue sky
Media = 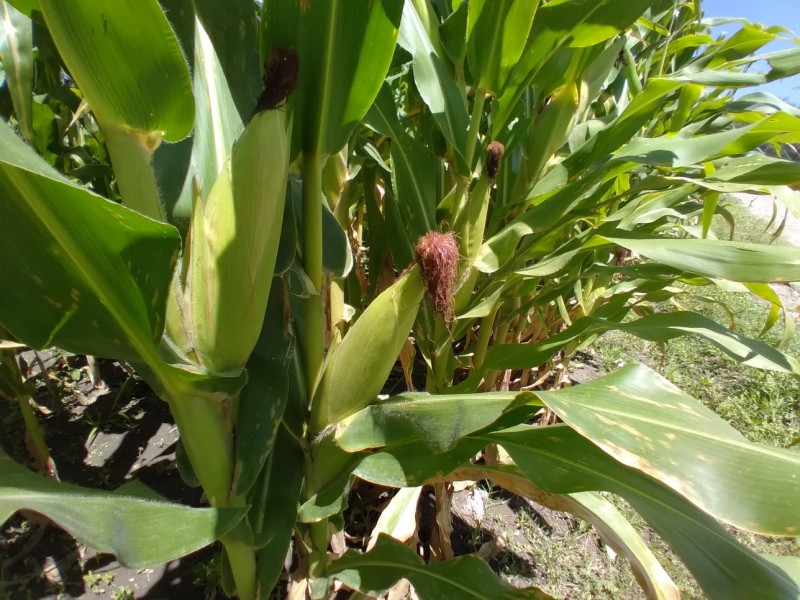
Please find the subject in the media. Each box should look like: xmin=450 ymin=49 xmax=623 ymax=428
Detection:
xmin=701 ymin=0 xmax=800 ymax=105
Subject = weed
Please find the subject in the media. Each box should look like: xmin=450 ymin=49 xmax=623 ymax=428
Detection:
xmin=191 ymin=554 xmax=223 ymax=600
xmin=82 ymin=570 xmax=101 ymax=590
xmin=111 ymin=585 xmax=134 ymax=600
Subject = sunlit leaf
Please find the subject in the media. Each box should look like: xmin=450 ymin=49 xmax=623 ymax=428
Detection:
xmin=487 ymin=425 xmax=799 ymax=600
xmin=398 ymin=1 xmax=469 ymax=172
xmin=38 ymin=0 xmax=194 ymax=139
xmin=0 ymin=2 xmax=33 ymax=141
xmin=0 ymin=451 xmax=245 ymax=568
xmin=0 ymin=120 xmax=179 ymax=364
xmin=537 ymin=364 xmax=800 ymax=535
xmin=329 ymin=534 xmax=554 ymax=599
xmin=262 ymin=0 xmax=403 ymax=157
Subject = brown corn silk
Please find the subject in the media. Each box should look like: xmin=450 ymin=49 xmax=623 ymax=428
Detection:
xmin=485 ymin=141 xmax=505 ymax=183
xmin=415 ymin=231 xmax=459 ymax=322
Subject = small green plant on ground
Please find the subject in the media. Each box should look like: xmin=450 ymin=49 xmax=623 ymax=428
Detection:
xmin=110 ymin=585 xmax=134 ymax=600
xmin=2 ymin=1 xmax=800 ymax=599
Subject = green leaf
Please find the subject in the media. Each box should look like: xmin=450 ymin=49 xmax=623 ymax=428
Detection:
xmin=707 ymin=154 xmax=800 ymax=187
xmin=298 ymin=464 xmax=355 ymax=523
xmin=398 ymin=1 xmax=469 ymax=172
xmin=765 ymin=556 xmax=800 ymax=589
xmin=288 ymin=179 xmax=353 ymax=278
xmin=0 ymin=451 xmax=246 ymax=568
xmin=601 ymin=235 xmax=800 ymax=283
xmin=763 ymin=47 xmax=800 ymax=80
xmin=262 ymin=0 xmax=404 ymax=157
xmin=232 ymin=279 xmax=293 ymax=497
xmin=709 ymin=24 xmax=780 ymax=66
xmin=192 ymin=0 xmax=261 ymax=122
xmin=354 ymin=437 xmax=488 ymax=489
xmin=519 ymin=81 xmax=579 ymax=188
xmin=38 ymin=0 xmax=194 ymax=140
xmin=538 ymin=364 xmax=800 ymax=536
xmin=486 ymin=425 xmax=800 ymax=600
xmin=483 ymin=311 xmax=800 ymax=375
xmin=0 ymin=2 xmax=33 ymax=141
xmin=328 ymin=534 xmax=554 ymax=599
xmin=365 ymin=83 xmax=437 ymax=239
xmin=254 ymin=427 xmax=305 ymax=593
xmin=153 ymin=11 xmax=246 ymax=222
xmin=495 ymin=0 xmax=658 ymax=132
xmin=674 ymin=46 xmax=800 ymax=87
xmin=439 ymin=1 xmax=468 ymax=67
xmin=0 ymin=120 xmax=179 ymax=365
xmin=466 ymin=0 xmax=539 ymax=96
xmin=335 ymin=391 xmax=540 ymax=454
xmin=563 ymin=78 xmax=683 ymax=174
xmin=673 ymin=70 xmax=767 ymax=87
xmin=611 ymin=113 xmax=800 ymax=169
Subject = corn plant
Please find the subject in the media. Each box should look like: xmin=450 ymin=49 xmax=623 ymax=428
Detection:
xmin=1 ymin=1 xmax=800 ymax=599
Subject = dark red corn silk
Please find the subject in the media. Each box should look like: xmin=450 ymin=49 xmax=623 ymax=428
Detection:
xmin=251 ymin=46 xmax=299 ymax=118
xmin=415 ymin=231 xmax=459 ymax=322
xmin=486 ymin=141 xmax=505 ymax=183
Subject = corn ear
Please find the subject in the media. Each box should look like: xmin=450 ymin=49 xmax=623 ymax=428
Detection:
xmin=669 ymin=83 xmax=702 ymax=133
xmin=310 ymin=267 xmax=425 ymax=434
xmin=453 ymin=174 xmax=491 ymax=269
xmin=183 ymin=108 xmax=291 ymax=373
xmin=513 ymin=81 xmax=579 ymax=203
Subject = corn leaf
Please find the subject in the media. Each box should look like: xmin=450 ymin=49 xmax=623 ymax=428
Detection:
xmin=232 ymin=280 xmax=293 ymax=497
xmin=601 ymin=235 xmax=800 ymax=283
xmin=154 ymin=12 xmax=244 ymax=222
xmin=365 ymin=83 xmax=437 ymax=240
xmin=288 ymin=179 xmax=354 ymax=278
xmin=254 ymin=427 xmax=305 ymax=592
xmin=495 ymin=0 xmax=659 ymax=132
xmin=38 ymin=0 xmax=193 ymax=140
xmin=0 ymin=120 xmax=179 ymax=364
xmin=538 ymin=364 xmax=800 ymax=536
xmin=611 ymin=113 xmax=800 ymax=169
xmin=335 ymin=391 xmax=541 ymax=454
xmin=192 ymin=0 xmax=261 ymax=121
xmin=488 ymin=425 xmax=799 ymax=600
xmin=262 ymin=0 xmax=403 ymax=158
xmin=398 ymin=1 xmax=469 ymax=173
xmin=521 ymin=81 xmax=579 ymax=185
xmin=0 ymin=1 xmax=33 ymax=141
xmin=466 ymin=0 xmax=539 ymax=96
xmin=482 ymin=311 xmax=800 ymax=374
xmin=154 ymin=0 xmax=264 ymax=222
xmin=0 ymin=451 xmax=246 ymax=568
xmin=344 ymin=424 xmax=797 ymax=599
xmin=329 ymin=534 xmax=554 ymax=599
